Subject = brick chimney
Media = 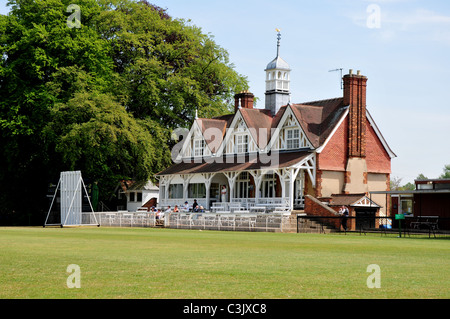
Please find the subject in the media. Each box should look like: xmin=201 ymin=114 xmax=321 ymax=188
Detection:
xmin=235 ymin=91 xmax=254 ymax=112
xmin=343 ymin=69 xmax=367 ymax=158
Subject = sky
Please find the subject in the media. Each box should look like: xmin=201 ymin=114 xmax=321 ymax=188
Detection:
xmin=1 ymin=0 xmax=449 ymax=184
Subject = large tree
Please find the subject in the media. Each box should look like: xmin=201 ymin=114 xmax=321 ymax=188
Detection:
xmin=440 ymin=164 xmax=450 ymax=179
xmin=0 ymin=0 xmax=248 ymax=225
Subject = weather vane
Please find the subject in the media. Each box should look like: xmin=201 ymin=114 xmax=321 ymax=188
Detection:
xmin=276 ymin=28 xmax=281 ymax=57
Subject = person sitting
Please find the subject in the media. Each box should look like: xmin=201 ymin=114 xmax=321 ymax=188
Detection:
xmin=192 ymin=199 xmax=199 ymax=212
xmin=183 ymin=201 xmax=190 ymax=211
xmin=165 ymin=205 xmax=172 ymax=213
xmin=173 ymin=205 xmax=179 ymax=213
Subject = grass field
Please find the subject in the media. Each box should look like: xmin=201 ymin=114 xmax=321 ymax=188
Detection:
xmin=0 ymin=226 xmax=449 ymax=299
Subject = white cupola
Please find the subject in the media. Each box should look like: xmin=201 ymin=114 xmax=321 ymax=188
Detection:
xmin=265 ymin=29 xmax=291 ymax=116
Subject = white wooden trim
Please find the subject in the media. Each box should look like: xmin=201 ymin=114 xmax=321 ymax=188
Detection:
xmin=267 ymin=105 xmax=313 ymax=152
xmin=216 ymin=110 xmax=259 ymax=157
xmin=366 ymin=109 xmax=397 ymax=159
xmin=315 ymin=107 xmax=349 ymax=153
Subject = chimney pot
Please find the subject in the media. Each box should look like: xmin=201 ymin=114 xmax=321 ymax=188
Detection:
xmin=234 ymin=91 xmax=254 ymax=112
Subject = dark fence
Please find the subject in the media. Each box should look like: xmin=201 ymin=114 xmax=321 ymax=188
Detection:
xmin=296 ymin=215 xmax=450 ymax=238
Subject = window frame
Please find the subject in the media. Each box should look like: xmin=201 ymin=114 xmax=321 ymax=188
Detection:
xmin=193 ymin=139 xmax=205 ymax=157
xmin=235 ymin=134 xmax=249 ymax=154
xmin=286 ymin=128 xmax=300 ymax=150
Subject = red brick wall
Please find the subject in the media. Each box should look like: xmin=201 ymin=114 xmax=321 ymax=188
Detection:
xmin=317 ymin=117 xmax=348 ymax=171
xmin=366 ymin=119 xmax=391 ymax=173
xmin=304 ymin=195 xmax=341 ymax=229
xmin=318 ymin=116 xmax=391 ymax=174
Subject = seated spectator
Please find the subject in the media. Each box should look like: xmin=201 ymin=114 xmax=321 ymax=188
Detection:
xmin=193 ymin=199 xmax=199 ymax=212
xmin=173 ymin=205 xmax=179 ymax=213
xmin=156 ymin=209 xmax=164 ymax=220
xmin=165 ymin=205 xmax=172 ymax=213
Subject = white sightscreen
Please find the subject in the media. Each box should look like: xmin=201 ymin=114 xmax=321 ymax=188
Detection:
xmin=60 ymin=171 xmax=82 ymax=226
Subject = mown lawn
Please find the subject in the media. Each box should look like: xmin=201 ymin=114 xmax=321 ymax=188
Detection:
xmin=0 ymin=227 xmax=448 ymax=299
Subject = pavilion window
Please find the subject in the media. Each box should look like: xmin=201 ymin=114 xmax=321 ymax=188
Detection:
xmin=286 ymin=128 xmax=300 ymax=149
xmin=188 ymin=183 xmax=206 ymax=198
xmin=169 ymin=184 xmax=183 ymax=199
xmin=235 ymin=172 xmax=249 ymax=198
xmin=235 ymin=134 xmax=249 ymax=154
xmin=261 ymin=173 xmax=276 ymax=198
xmin=194 ymin=139 xmax=205 ymax=157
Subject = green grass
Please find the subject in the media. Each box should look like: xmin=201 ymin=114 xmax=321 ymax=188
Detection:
xmin=0 ymin=227 xmax=449 ymax=299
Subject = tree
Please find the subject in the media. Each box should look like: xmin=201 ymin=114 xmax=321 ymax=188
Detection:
xmin=44 ymin=89 xmax=171 ymax=194
xmin=0 ymin=0 xmax=112 ymax=224
xmin=401 ymin=182 xmax=415 ymax=191
xmin=416 ymin=173 xmax=428 ymax=180
xmin=0 ymin=0 xmax=249 ymax=224
xmin=96 ymin=0 xmax=248 ymax=128
xmin=440 ymin=164 xmax=450 ymax=179
xmin=390 ymin=176 xmax=403 ymax=191
xmin=390 ymin=176 xmax=415 ymax=191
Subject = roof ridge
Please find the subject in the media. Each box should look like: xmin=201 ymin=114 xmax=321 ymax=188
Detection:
xmin=299 ymin=97 xmax=343 ymax=105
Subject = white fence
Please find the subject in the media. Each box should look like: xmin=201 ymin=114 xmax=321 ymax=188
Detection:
xmin=165 ymin=212 xmax=292 ymax=232
xmin=95 ymin=211 xmax=158 ymax=228
xmin=95 ymin=211 xmax=293 ymax=232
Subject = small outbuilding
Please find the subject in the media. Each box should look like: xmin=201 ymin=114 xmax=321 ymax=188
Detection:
xmin=119 ymin=180 xmax=159 ymax=212
xmin=370 ymin=179 xmax=450 ymax=231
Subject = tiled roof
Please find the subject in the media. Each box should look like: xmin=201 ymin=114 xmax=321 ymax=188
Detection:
xmin=196 ymin=118 xmax=228 ymax=153
xmin=327 ymin=193 xmax=381 ymax=207
xmin=328 ymin=193 xmax=367 ymax=206
xmin=239 ymin=108 xmax=273 ymax=148
xmin=291 ymin=98 xmax=347 ymax=148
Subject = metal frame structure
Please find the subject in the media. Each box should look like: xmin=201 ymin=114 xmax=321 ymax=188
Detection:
xmin=44 ymin=171 xmax=99 ymax=227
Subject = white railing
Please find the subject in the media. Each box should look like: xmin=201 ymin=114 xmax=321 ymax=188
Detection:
xmin=95 ymin=211 xmax=158 ymax=227
xmin=160 ymin=197 xmax=289 ymax=211
xmin=95 ymin=208 xmax=294 ymax=233
xmin=165 ymin=212 xmax=292 ymax=232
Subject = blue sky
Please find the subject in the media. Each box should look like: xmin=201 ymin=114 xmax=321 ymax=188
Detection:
xmin=1 ymin=0 xmax=449 ymax=183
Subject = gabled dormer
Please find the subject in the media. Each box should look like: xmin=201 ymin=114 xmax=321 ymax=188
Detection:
xmin=269 ymin=105 xmax=313 ymax=151
xmin=218 ymin=112 xmax=259 ymax=156
xmin=178 ymin=119 xmax=212 ymax=160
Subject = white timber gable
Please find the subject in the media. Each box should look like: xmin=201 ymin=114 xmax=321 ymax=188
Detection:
xmin=218 ymin=112 xmax=258 ymax=156
xmin=179 ymin=120 xmax=213 ymax=160
xmin=269 ymin=106 xmax=313 ymax=152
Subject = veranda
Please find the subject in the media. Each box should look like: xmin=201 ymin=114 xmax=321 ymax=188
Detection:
xmin=156 ymin=152 xmax=316 ymax=211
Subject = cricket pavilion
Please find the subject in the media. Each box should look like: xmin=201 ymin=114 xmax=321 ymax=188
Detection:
xmin=155 ymin=32 xmax=396 ymax=230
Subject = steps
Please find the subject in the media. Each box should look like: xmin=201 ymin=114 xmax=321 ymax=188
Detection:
xmin=297 ymin=218 xmax=338 ymax=234
xmin=293 ymin=211 xmax=339 ymax=234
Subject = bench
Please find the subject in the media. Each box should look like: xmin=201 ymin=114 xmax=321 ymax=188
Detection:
xmin=410 ymin=216 xmax=439 ymax=238
xmin=410 ymin=216 xmax=439 ymax=230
